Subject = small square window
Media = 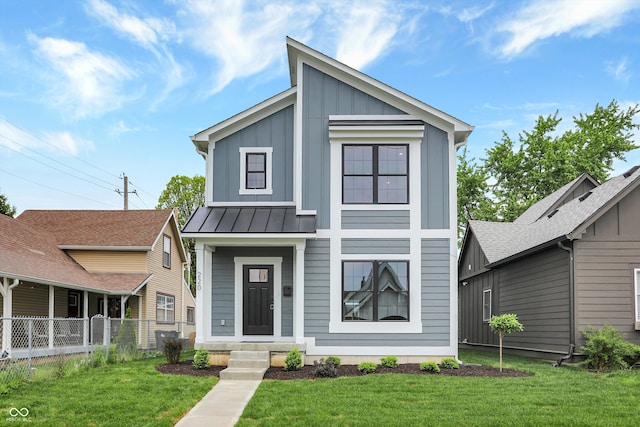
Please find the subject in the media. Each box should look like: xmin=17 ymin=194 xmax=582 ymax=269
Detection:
xmin=239 ymin=147 xmax=273 ymax=195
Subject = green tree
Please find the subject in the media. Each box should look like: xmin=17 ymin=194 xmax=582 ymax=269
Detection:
xmin=458 ymin=100 xmax=639 ymax=235
xmin=156 ymin=175 xmax=205 ymax=295
xmin=0 ymin=191 xmax=16 ymax=217
xmin=489 ymin=313 xmax=524 ymax=372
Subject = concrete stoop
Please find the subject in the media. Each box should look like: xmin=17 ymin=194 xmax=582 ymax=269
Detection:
xmin=219 ymin=350 xmax=270 ymax=380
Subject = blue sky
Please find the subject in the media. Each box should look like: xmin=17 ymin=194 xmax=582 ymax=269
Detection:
xmin=1 ymin=0 xmax=639 ymax=214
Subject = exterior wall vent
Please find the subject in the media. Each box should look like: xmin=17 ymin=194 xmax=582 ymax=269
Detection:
xmin=623 ymin=165 xmax=639 ymax=178
xmin=578 ymin=191 xmax=592 ymax=202
xmin=547 ymin=209 xmax=559 ymax=218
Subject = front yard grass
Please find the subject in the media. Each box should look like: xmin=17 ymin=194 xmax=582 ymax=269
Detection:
xmin=237 ymin=349 xmax=640 ymax=426
xmin=1 ymin=354 xmax=216 ymax=426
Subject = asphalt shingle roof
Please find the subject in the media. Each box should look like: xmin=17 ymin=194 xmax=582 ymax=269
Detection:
xmin=469 ymin=166 xmax=640 ymax=266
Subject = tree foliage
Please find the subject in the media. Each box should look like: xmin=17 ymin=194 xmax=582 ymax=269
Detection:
xmin=458 ymin=100 xmax=640 ymax=239
xmin=156 ymin=175 xmax=205 ymax=295
xmin=0 ymin=191 xmax=16 ymax=217
xmin=489 ymin=313 xmax=524 ymax=372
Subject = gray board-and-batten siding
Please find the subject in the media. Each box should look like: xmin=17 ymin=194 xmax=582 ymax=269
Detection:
xmin=210 ymin=247 xmax=294 ymax=337
xmin=211 ymin=105 xmax=294 ymax=203
xmin=301 ymin=64 xmax=451 ymax=230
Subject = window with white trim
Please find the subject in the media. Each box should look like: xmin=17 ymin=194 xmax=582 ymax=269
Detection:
xmin=239 ymin=147 xmax=273 ymax=195
xmin=343 ymin=144 xmax=408 ymax=204
xmin=187 ymin=306 xmax=195 ymax=324
xmin=156 ymin=293 xmax=175 ymax=323
xmin=483 ymin=289 xmax=492 ymax=322
xmin=342 ymin=260 xmax=409 ymax=321
xmin=163 ymin=235 xmax=171 ymax=268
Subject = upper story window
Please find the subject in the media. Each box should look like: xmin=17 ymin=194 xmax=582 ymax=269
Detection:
xmin=343 ymin=144 xmax=408 ymax=204
xmin=163 ymin=235 xmax=171 ymax=268
xmin=239 ymin=147 xmax=273 ymax=195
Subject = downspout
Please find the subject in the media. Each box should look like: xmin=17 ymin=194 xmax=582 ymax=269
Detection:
xmin=555 ymin=241 xmax=575 ymax=366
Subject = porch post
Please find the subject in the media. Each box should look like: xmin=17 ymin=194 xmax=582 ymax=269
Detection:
xmin=195 ymin=242 xmax=211 ymax=344
xmin=48 ymin=285 xmax=55 ymax=349
xmin=102 ymin=294 xmax=109 ymax=346
xmin=293 ymin=241 xmax=306 ymax=344
xmin=83 ymin=291 xmax=89 ymax=347
xmin=1 ymin=278 xmax=19 ymax=352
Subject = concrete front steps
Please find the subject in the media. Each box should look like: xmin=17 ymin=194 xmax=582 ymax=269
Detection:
xmin=219 ymin=351 xmax=270 ymax=380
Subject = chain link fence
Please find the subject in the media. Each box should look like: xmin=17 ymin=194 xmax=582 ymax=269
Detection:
xmin=1 ymin=316 xmax=195 ymax=388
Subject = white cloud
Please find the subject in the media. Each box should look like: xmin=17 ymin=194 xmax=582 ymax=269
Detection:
xmin=333 ymin=2 xmax=399 ymax=70
xmin=0 ymin=117 xmax=91 ymax=156
xmin=458 ymin=2 xmax=494 ymax=23
xmin=28 ymin=34 xmax=136 ymax=119
xmin=85 ymin=0 xmax=183 ymax=107
xmin=607 ymin=57 xmax=631 ymax=83
xmin=176 ymin=0 xmax=320 ymax=94
xmin=496 ymin=0 xmax=640 ymax=59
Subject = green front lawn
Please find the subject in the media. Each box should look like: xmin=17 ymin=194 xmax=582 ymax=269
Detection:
xmin=238 ymin=349 xmax=640 ymax=426
xmin=2 ymin=356 xmax=216 ymax=426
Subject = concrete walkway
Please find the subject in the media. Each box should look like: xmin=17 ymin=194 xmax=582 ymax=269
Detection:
xmin=175 ymin=379 xmax=261 ymax=427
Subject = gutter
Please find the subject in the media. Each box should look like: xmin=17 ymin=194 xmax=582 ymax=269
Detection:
xmin=557 ymin=241 xmax=576 ymax=365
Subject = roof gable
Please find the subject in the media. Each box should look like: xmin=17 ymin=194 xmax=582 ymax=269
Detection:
xmin=466 ymin=165 xmax=640 ymax=267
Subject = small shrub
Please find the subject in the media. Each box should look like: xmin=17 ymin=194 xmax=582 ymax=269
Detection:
xmin=440 ymin=358 xmax=459 ymax=369
xmin=380 ymin=355 xmax=399 ymax=368
xmin=284 ymin=348 xmax=303 ymax=371
xmin=324 ymin=355 xmax=341 ymax=367
xmin=164 ymin=339 xmax=182 ymax=364
xmin=90 ymin=348 xmax=107 ymax=368
xmin=192 ymin=350 xmax=210 ymax=370
xmin=420 ymin=361 xmax=440 ymax=373
xmin=580 ymin=324 xmax=640 ymax=371
xmin=313 ymin=358 xmax=337 ymax=377
xmin=358 ymin=361 xmax=377 ymax=374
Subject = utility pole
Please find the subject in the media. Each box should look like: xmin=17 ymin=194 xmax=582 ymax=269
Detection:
xmin=115 ymin=174 xmax=137 ymax=210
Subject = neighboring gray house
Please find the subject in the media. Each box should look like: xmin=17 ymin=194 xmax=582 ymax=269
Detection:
xmin=182 ymin=37 xmax=473 ymax=364
xmin=458 ymin=166 xmax=640 ymax=359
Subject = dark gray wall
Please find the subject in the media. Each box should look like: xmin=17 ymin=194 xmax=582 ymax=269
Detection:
xmin=574 ymin=185 xmax=640 ymax=346
xmin=210 ymin=247 xmax=294 ymax=337
xmin=458 ymin=269 xmax=499 ymax=346
xmin=212 ymin=105 xmax=294 ymax=203
xmin=459 ymin=231 xmax=490 ymax=281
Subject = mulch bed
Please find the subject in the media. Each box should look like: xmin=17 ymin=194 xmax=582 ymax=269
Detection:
xmin=156 ymin=360 xmax=532 ymax=379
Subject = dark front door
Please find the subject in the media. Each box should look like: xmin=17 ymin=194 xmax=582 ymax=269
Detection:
xmin=68 ymin=291 xmax=82 ymax=318
xmin=243 ymin=265 xmax=274 ymax=335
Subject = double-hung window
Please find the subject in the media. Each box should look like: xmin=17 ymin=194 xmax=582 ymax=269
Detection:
xmin=635 ymin=269 xmax=640 ymax=325
xmin=342 ymin=260 xmax=409 ymax=321
xmin=239 ymin=147 xmax=273 ymax=195
xmin=156 ymin=293 xmax=175 ymax=323
xmin=343 ymin=144 xmax=408 ymax=204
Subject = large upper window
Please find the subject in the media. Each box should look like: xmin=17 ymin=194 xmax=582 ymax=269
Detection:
xmin=342 ymin=261 xmax=409 ymax=321
xmin=239 ymin=147 xmax=273 ymax=195
xmin=343 ymin=145 xmax=408 ymax=204
xmin=156 ymin=293 xmax=175 ymax=324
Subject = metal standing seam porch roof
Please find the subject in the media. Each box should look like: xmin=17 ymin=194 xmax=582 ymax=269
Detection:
xmin=182 ymin=206 xmax=316 ymax=234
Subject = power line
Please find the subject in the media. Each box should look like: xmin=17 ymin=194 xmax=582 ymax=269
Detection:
xmin=0 ymin=168 xmax=117 ymax=208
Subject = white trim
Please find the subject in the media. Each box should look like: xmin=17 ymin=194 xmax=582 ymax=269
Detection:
xmin=293 ymin=242 xmax=306 ymax=343
xmin=448 ymin=132 xmax=459 ymax=358
xmin=304 ymin=337 xmax=456 ymax=356
xmin=206 ymin=142 xmax=214 ymax=205
xmin=233 ymin=257 xmax=283 ymax=339
xmin=182 ymin=234 xmax=315 ymax=242
xmin=483 ymin=289 xmax=492 ymax=322
xmin=239 ymin=147 xmax=273 ymax=195
xmin=295 ymin=56 xmax=304 ymax=211
xmin=635 ymin=268 xmax=640 ymax=322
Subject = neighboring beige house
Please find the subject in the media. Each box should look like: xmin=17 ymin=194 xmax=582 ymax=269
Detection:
xmin=1 ymin=209 xmax=195 ymax=354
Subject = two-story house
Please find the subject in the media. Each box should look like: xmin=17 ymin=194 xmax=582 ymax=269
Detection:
xmin=183 ymin=38 xmax=473 ymax=364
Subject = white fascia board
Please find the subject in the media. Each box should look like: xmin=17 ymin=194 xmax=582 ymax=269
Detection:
xmin=207 ymin=201 xmax=296 ymax=207
xmin=286 ymin=37 xmax=473 ymax=143
xmin=191 ymin=87 xmax=296 ymax=144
